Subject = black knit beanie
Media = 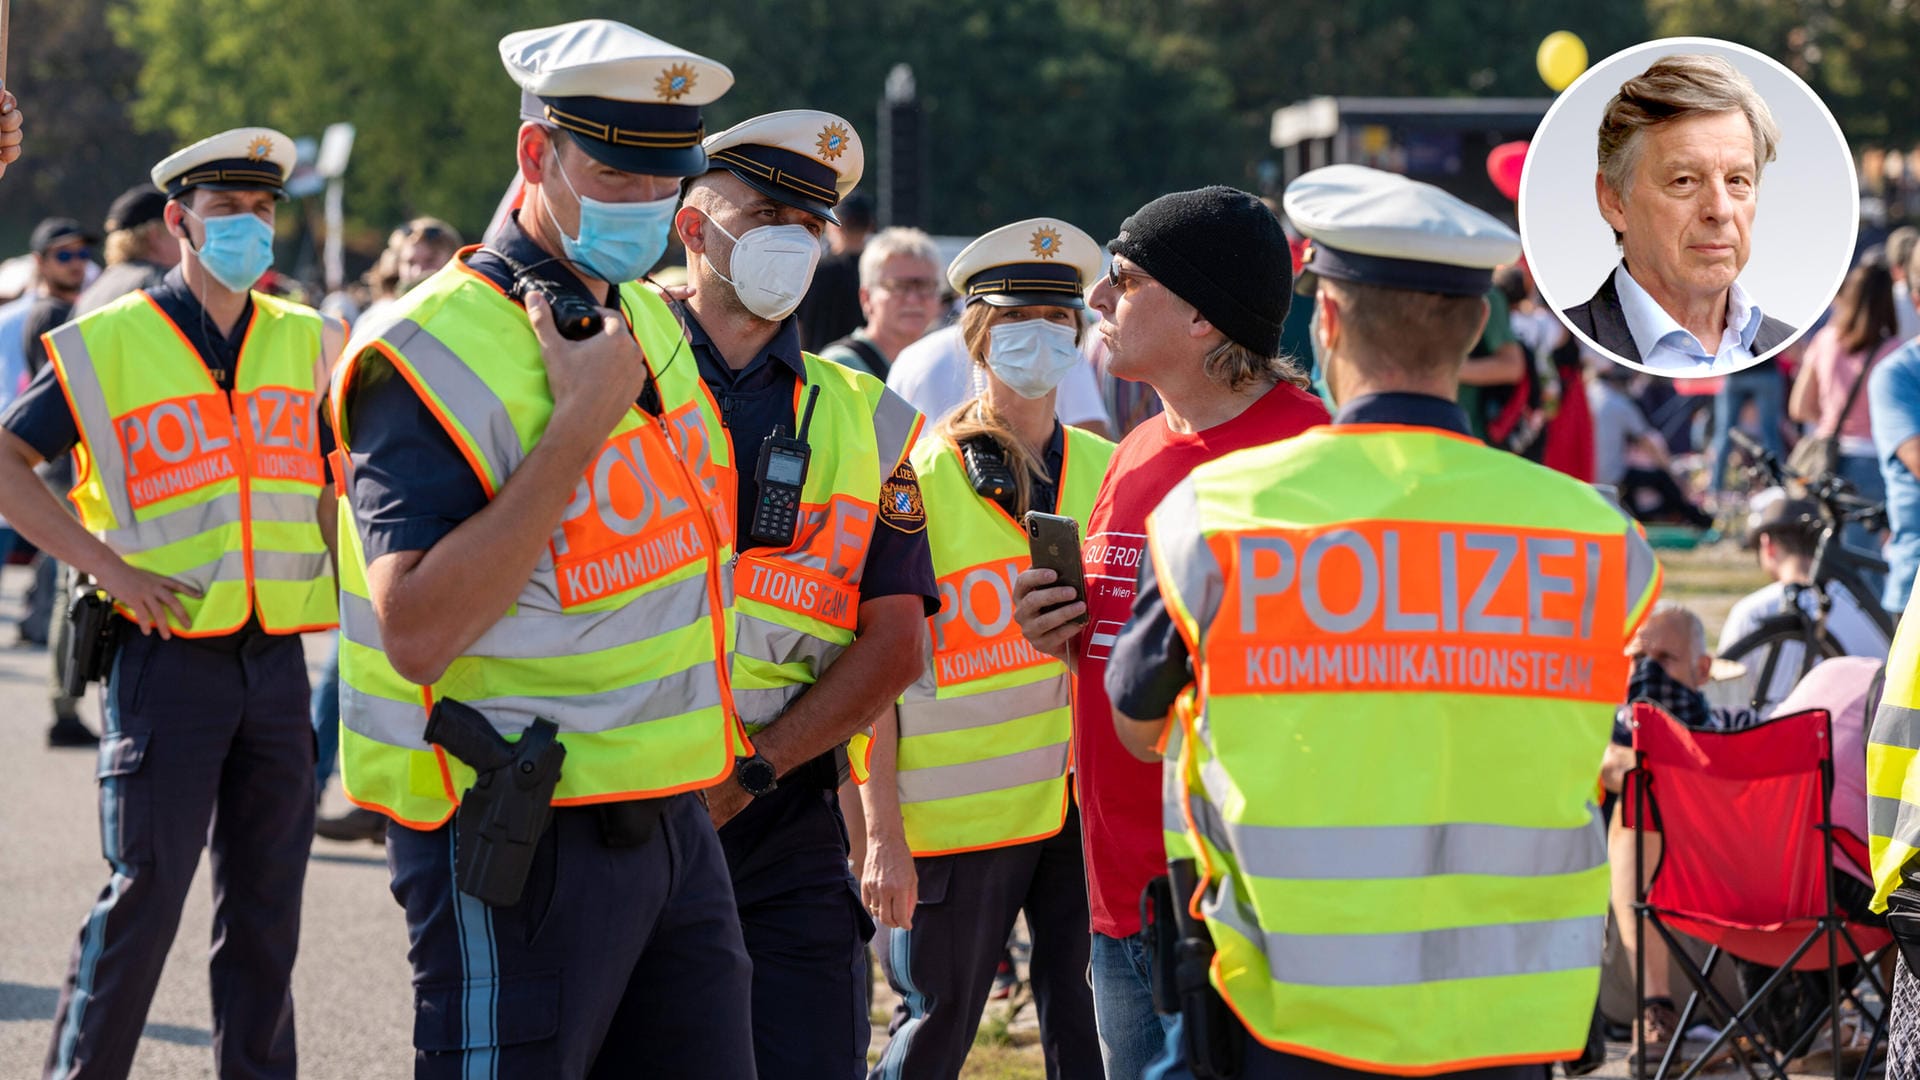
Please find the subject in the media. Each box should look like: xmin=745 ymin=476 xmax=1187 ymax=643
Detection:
xmin=1106 ymin=186 xmax=1292 ymax=356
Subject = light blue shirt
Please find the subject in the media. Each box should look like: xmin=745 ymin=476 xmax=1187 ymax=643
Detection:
xmin=1613 ymin=262 xmax=1763 ymax=376
xmin=1871 ymin=338 xmax=1920 ymax=613
xmin=0 ymin=293 xmax=35 ymax=414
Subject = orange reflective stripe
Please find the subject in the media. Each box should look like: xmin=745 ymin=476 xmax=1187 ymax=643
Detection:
xmin=737 ymin=555 xmax=859 ymax=630
xmin=930 ymin=557 xmax=1052 ymax=683
xmin=1207 ymin=520 xmax=1628 ymax=702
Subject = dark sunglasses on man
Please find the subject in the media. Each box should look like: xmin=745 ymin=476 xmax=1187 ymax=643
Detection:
xmin=49 ymin=248 xmax=92 ymax=264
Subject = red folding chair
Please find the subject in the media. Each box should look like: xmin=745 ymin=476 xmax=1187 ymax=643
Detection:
xmin=1625 ymin=702 xmax=1893 ymax=1080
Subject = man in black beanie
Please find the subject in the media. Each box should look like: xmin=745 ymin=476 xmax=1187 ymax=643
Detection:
xmin=1008 ymin=184 xmax=1329 ymax=1079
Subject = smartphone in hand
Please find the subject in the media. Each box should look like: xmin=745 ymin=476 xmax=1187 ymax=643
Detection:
xmin=1024 ymin=511 xmax=1089 ymax=625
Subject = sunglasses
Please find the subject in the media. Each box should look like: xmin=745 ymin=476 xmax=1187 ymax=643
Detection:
xmin=48 ymin=248 xmax=92 ymax=264
xmin=877 ymin=278 xmax=939 ymax=298
xmin=1105 ymin=262 xmax=1148 ymax=293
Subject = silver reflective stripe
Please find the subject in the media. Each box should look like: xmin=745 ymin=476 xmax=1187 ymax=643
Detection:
xmin=46 ymin=323 xmax=137 ymax=526
xmin=1225 ymin=810 xmax=1607 ymax=881
xmin=340 ymin=591 xmax=383 ymax=649
xmin=252 ymin=490 xmax=321 ymax=523
xmin=251 ymin=550 xmax=332 ymax=582
xmin=1871 ymin=795 xmax=1920 ymax=849
xmin=98 ymin=491 xmax=243 ymax=548
xmin=1873 ymin=703 xmax=1920 ymax=752
xmin=737 ymin=612 xmax=845 ymax=676
xmin=342 ymin=664 xmax=723 ymax=745
xmin=898 ymin=740 xmax=1068 ymax=804
xmin=1163 ymin=795 xmax=1188 ymax=835
xmin=1149 ymin=479 xmax=1222 ymax=633
xmin=472 ymin=666 xmax=723 ymax=735
xmin=873 ymin=388 xmax=922 ymax=472
xmin=1190 ymin=789 xmax=1231 ymax=851
xmin=1260 ymin=916 xmax=1603 ymax=989
xmin=341 ymin=683 xmax=427 ymax=748
xmin=465 ymin=575 xmax=713 ymax=661
xmin=379 ymin=319 xmax=520 ymax=487
xmin=736 ymin=685 xmax=806 ymax=730
xmin=173 ymin=550 xmax=250 ymax=592
xmin=897 ymin=676 xmax=1069 ymax=737
xmin=1623 ymin=523 xmax=1658 ymax=619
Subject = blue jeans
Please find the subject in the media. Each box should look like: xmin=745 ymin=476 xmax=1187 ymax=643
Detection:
xmin=310 ymin=635 xmax=340 ymax=790
xmin=1709 ymin=366 xmax=1785 ymax=492
xmin=1092 ymin=930 xmax=1177 ymax=1080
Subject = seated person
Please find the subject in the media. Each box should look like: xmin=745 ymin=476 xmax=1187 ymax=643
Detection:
xmin=1770 ymin=656 xmax=1882 ymax=901
xmin=1590 ymin=363 xmax=1713 ymax=528
xmin=1601 ymin=603 xmax=1715 ymax=1061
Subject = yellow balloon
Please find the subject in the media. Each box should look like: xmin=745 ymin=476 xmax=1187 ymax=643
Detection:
xmin=1537 ymin=31 xmax=1588 ymax=92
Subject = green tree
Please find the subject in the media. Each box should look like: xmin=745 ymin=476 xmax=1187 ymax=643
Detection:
xmin=1647 ymin=0 xmax=1920 ymax=145
xmin=0 ymin=0 xmax=173 ymax=252
xmin=109 ymin=0 xmax=1239 ymax=240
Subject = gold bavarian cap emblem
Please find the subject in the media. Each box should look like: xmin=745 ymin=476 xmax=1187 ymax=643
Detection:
xmin=246 ymin=136 xmax=275 ymax=162
xmin=654 ymin=63 xmax=697 ymax=102
xmin=1029 ymin=226 xmax=1064 ymax=260
xmin=816 ymin=122 xmax=851 ymax=162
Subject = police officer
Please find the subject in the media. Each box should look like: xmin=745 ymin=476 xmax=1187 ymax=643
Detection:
xmin=0 ymin=128 xmax=342 ymax=1079
xmin=330 ymin=20 xmax=753 ymax=1077
xmin=674 ymin=109 xmax=937 ymax=1078
xmin=861 ymin=218 xmax=1111 ymax=1079
xmin=1869 ymin=608 xmax=1920 ymax=1073
xmin=1098 ymin=165 xmax=1663 ymax=1079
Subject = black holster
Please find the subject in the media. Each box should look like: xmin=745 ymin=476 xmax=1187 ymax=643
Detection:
xmin=424 ymin=698 xmax=566 ymax=908
xmin=62 ymin=579 xmax=122 ymax=698
xmin=1886 ymin=866 xmax=1920 ymax=976
xmin=1149 ymin=859 xmax=1244 ymax=1080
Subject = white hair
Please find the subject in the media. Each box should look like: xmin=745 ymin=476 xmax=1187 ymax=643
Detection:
xmin=1650 ymin=600 xmax=1708 ymax=662
xmin=857 ymin=227 xmax=941 ymax=288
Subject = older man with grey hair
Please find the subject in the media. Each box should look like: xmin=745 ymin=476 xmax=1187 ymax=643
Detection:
xmin=818 ymin=226 xmax=943 ymax=379
xmin=1889 ymin=225 xmax=1920 ymax=343
xmin=1562 ymin=53 xmax=1798 ymax=375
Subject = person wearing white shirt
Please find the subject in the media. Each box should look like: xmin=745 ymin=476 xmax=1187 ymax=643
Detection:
xmin=1718 ymin=497 xmax=1890 ymax=714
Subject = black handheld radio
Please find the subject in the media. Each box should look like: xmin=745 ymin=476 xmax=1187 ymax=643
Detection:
xmin=749 ymin=385 xmax=820 ymax=548
xmin=961 ymin=435 xmax=1017 ymax=502
xmin=488 ymin=247 xmax=604 ymax=341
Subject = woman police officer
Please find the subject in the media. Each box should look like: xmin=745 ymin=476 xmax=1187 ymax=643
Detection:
xmin=859 ymin=218 xmax=1113 ymax=1080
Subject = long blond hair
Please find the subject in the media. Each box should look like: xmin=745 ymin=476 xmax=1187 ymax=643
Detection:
xmin=934 ymin=302 xmax=1076 ymax=520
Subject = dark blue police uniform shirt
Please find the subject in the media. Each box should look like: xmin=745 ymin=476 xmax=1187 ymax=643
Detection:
xmin=1 ymin=265 xmax=335 ymax=472
xmin=1106 ymin=392 xmax=1474 ymax=719
xmin=675 ymin=300 xmax=938 ymax=615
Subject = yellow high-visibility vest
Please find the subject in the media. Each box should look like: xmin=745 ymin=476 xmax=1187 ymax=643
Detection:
xmin=332 ymin=257 xmax=744 ymax=828
xmin=45 ymin=289 xmax=337 ymax=636
xmin=726 ymin=354 xmax=923 ymax=733
xmin=1867 ymin=573 xmax=1920 ymax=910
xmin=1148 ymin=421 xmax=1661 ymax=1074
xmin=892 ymin=426 xmax=1113 ymax=855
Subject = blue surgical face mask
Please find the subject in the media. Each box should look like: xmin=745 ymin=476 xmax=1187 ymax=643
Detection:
xmin=544 ymin=143 xmax=678 ymax=284
xmin=182 ymin=206 xmax=275 ymax=293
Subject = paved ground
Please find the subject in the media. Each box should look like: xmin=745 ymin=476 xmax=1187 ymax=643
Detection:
xmin=0 ymin=546 xmax=1797 ymax=1079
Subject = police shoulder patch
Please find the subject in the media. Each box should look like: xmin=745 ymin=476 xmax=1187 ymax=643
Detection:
xmin=879 ymin=460 xmax=927 ymax=533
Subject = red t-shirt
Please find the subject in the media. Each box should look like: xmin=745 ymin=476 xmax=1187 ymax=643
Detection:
xmin=1073 ymin=381 xmax=1328 ymax=938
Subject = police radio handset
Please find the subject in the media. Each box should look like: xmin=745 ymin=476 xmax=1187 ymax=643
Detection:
xmin=1024 ymin=511 xmax=1089 ymax=626
xmin=487 ymin=246 xmax=606 ymax=341
xmin=749 ymin=385 xmax=820 ymax=549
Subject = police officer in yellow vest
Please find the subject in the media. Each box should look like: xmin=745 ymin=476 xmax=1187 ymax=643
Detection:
xmin=860 ymin=218 xmax=1112 ymax=1079
xmin=1106 ymin=165 xmax=1663 ymax=1080
xmin=1868 ymin=597 xmax=1920 ymax=1072
xmin=0 ymin=128 xmax=341 ymax=1079
xmin=674 ymin=109 xmax=937 ymax=1078
xmin=329 ymin=20 xmax=754 ymax=1077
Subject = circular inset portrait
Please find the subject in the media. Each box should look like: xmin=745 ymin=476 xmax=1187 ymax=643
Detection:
xmin=1520 ymin=37 xmax=1858 ymax=378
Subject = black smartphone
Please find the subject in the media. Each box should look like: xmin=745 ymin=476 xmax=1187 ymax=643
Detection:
xmin=1023 ymin=511 xmax=1089 ymax=625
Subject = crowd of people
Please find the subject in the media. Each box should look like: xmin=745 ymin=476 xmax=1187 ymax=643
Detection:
xmin=5 ymin=20 xmax=1920 ymax=1080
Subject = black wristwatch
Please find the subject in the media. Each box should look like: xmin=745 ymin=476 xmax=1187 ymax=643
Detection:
xmin=734 ymin=754 xmax=778 ymax=798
